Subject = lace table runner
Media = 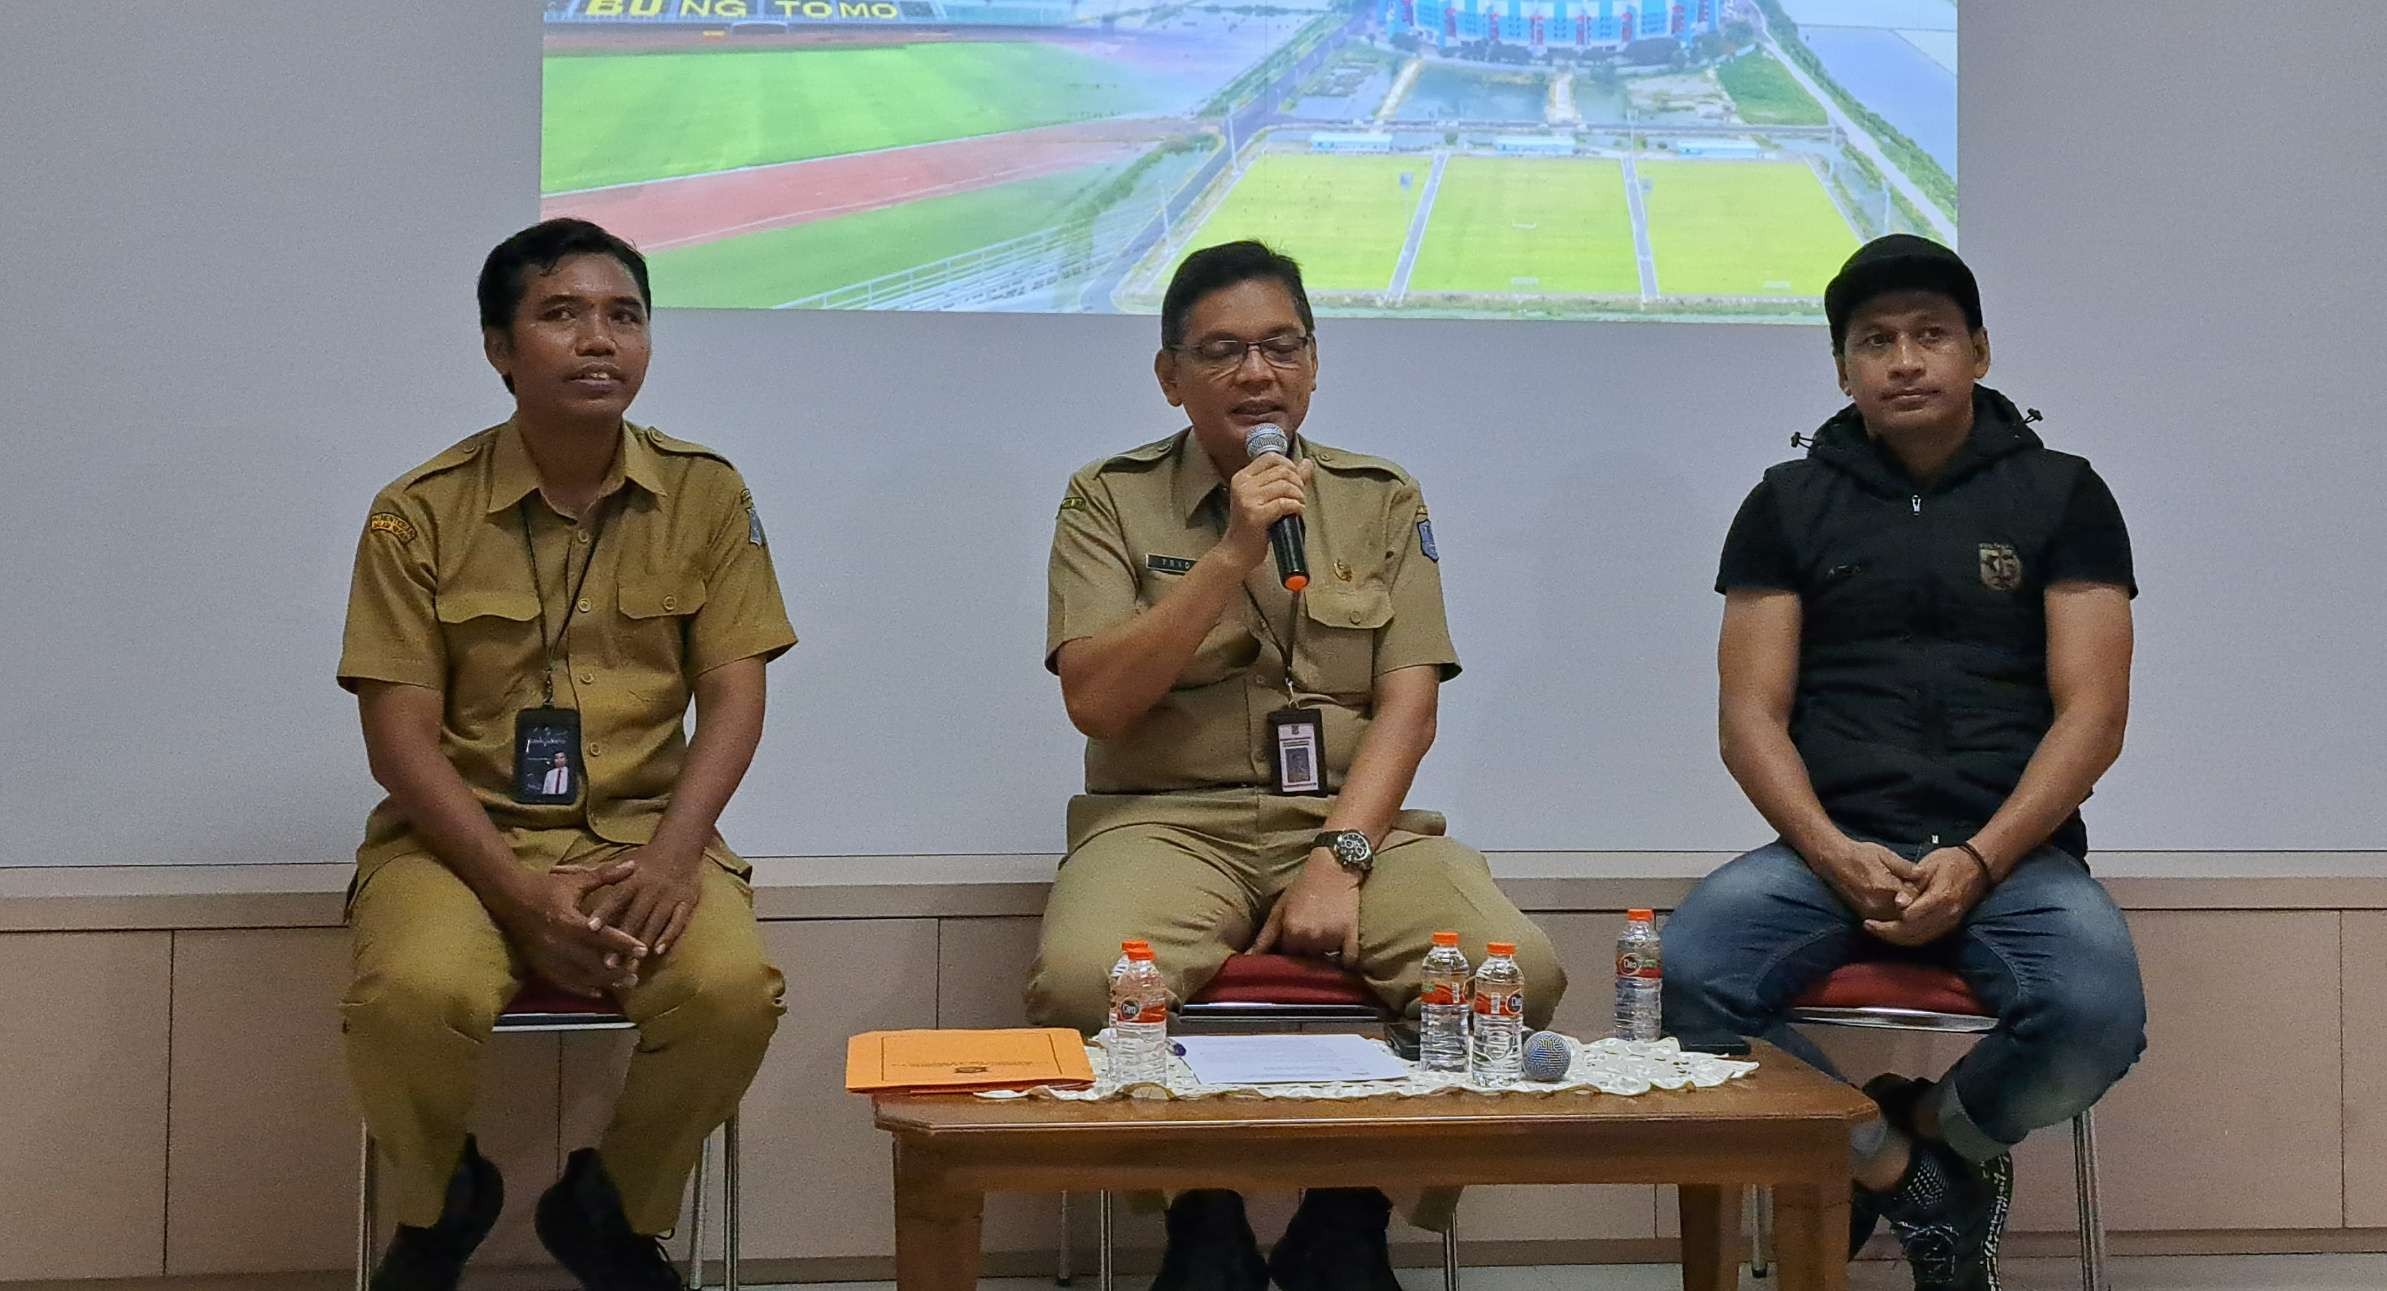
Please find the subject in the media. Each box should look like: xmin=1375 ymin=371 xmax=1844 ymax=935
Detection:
xmin=977 ymin=1035 xmax=1757 ymax=1102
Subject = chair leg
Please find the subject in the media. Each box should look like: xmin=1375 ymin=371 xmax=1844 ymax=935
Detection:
xmin=1750 ymin=1186 xmax=1771 ymax=1278
xmin=1098 ymin=1190 xmax=1115 ymax=1291
xmin=688 ymin=1130 xmax=710 ymax=1289
xmin=2073 ymin=1108 xmax=2108 ymax=1291
xmin=1056 ymin=1192 xmax=1074 ymax=1285
xmin=1441 ymin=1221 xmax=1460 ymax=1291
xmin=356 ymin=1124 xmax=376 ymax=1291
xmin=724 ymin=1112 xmax=742 ymax=1291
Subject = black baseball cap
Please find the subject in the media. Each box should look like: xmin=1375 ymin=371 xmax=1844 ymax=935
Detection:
xmin=1824 ymin=234 xmax=1981 ymax=350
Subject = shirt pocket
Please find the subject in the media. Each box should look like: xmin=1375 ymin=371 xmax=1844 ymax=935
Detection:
xmin=616 ymin=577 xmax=709 ymax=696
xmin=1297 ymin=582 xmax=1394 ymax=698
xmin=432 ymin=590 xmax=541 ymax=720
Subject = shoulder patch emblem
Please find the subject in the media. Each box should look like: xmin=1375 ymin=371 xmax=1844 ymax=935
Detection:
xmin=1416 ymin=519 xmax=1439 ymax=563
xmin=367 ymin=512 xmax=417 ymax=543
xmin=1979 ymin=542 xmax=2022 ymax=592
xmin=739 ymin=490 xmax=765 ymax=547
xmin=1057 ymin=495 xmax=1086 ymax=514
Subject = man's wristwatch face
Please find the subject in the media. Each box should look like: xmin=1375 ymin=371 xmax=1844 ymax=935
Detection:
xmin=1316 ymin=830 xmax=1374 ymax=874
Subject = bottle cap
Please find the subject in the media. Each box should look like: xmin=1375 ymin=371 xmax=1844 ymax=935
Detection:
xmin=1431 ymin=930 xmax=1459 ymax=947
xmin=1486 ymin=941 xmax=1517 ymax=956
xmin=1121 ymin=939 xmax=1150 ymax=953
xmin=1125 ymin=944 xmax=1156 ymax=961
xmin=1627 ymin=908 xmax=1655 ymax=922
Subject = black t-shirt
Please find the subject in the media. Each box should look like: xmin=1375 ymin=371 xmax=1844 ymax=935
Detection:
xmin=1717 ymin=466 xmax=2137 ymax=596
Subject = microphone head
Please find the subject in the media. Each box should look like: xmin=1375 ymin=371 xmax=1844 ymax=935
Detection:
xmin=1520 ymin=1030 xmax=1573 ymax=1082
xmin=1243 ymin=424 xmax=1289 ymax=460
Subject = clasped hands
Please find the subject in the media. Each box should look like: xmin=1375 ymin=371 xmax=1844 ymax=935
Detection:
xmin=1814 ymin=837 xmax=1992 ymax=946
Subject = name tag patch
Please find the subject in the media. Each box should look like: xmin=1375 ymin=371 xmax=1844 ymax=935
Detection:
xmin=1147 ymin=554 xmax=1197 ymax=575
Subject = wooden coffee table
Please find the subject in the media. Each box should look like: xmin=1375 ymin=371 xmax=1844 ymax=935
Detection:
xmin=873 ymin=1042 xmax=1876 ymax=1291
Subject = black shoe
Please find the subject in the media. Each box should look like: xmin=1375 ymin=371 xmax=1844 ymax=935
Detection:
xmin=371 ymin=1135 xmax=503 ymax=1291
xmin=534 ymin=1148 xmax=686 ymax=1290
xmin=1152 ymin=1190 xmax=1268 ymax=1291
xmin=1266 ymin=1188 xmax=1403 ymax=1291
xmin=1877 ymin=1136 xmax=2012 ymax=1291
xmin=1849 ymin=1074 xmax=1935 ymax=1258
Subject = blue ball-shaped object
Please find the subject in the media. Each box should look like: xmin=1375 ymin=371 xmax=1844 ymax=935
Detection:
xmin=1521 ymin=1030 xmax=1573 ymax=1082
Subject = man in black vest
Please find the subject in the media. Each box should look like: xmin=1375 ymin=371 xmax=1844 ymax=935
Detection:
xmin=1663 ymin=236 xmax=2147 ymax=1291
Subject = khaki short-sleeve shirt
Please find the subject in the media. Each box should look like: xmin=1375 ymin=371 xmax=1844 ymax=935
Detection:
xmin=1046 ymin=430 xmax=1457 ymax=794
xmin=339 ymin=419 xmax=796 ymax=875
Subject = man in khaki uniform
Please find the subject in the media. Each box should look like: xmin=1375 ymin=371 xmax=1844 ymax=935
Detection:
xmin=339 ymin=219 xmax=792 ymax=1291
xmin=1029 ymin=241 xmax=1563 ymax=1291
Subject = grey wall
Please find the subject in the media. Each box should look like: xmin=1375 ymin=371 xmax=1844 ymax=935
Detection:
xmin=3 ymin=0 xmax=2380 ymax=865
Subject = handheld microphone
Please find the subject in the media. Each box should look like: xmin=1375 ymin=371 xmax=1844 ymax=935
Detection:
xmin=1521 ymin=1030 xmax=1574 ymax=1082
xmin=1242 ymin=424 xmax=1309 ymax=592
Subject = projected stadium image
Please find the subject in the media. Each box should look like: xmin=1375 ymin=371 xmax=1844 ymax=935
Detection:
xmin=540 ymin=0 xmax=1955 ymax=320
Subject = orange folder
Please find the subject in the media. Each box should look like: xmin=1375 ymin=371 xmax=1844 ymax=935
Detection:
xmin=845 ymin=1027 xmax=1097 ymax=1093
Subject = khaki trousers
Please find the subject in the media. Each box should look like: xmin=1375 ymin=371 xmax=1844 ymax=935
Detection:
xmin=1024 ymin=791 xmax=1566 ymax=1232
xmin=342 ymin=831 xmax=784 ymax=1234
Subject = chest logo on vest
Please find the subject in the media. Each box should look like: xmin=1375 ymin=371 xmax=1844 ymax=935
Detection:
xmin=1978 ymin=542 xmax=2023 ymax=592
xmin=1147 ymin=554 xmax=1196 ymax=575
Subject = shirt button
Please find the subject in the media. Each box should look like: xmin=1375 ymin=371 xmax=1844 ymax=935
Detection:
xmin=587 ymin=745 xmax=602 ymax=759
xmin=579 ymin=672 xmax=595 ymax=685
xmin=663 ymin=595 xmax=678 ymax=611
xmin=1347 ymin=609 xmax=1364 ymax=624
xmin=577 ymin=598 xmax=592 ymax=614
xmin=576 ymin=529 xmax=591 ymax=545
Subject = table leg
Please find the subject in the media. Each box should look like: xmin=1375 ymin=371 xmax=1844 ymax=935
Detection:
xmin=1677 ymin=1185 xmax=1739 ymax=1291
xmin=892 ymin=1141 xmax=985 ymax=1291
xmin=1769 ymin=1182 xmax=1848 ymax=1291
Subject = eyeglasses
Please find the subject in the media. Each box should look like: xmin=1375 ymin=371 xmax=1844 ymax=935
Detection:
xmin=1174 ymin=333 xmax=1314 ymax=371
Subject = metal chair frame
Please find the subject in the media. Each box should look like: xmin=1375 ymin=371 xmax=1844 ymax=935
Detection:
xmin=355 ymin=1003 xmax=742 ymax=1290
xmin=1752 ymin=995 xmax=2108 ymax=1291
xmin=1058 ymin=990 xmax=1461 ymax=1291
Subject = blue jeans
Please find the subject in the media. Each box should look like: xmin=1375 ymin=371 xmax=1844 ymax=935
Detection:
xmin=1662 ymin=840 xmax=2147 ymax=1164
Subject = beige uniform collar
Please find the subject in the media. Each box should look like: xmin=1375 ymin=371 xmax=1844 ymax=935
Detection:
xmin=483 ymin=418 xmax=671 ymax=516
xmin=1167 ymin=427 xmax=1307 ymax=522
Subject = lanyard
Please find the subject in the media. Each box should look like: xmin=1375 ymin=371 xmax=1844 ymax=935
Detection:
xmin=1210 ymin=492 xmax=1304 ymax=703
xmin=518 ymin=498 xmax=610 ymax=706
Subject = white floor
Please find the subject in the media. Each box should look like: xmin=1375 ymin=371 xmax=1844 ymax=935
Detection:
xmin=761 ymin=1255 xmax=2387 ymax=1291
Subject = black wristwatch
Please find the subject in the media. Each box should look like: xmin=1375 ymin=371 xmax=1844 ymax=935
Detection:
xmin=1313 ymin=830 xmax=1375 ymax=876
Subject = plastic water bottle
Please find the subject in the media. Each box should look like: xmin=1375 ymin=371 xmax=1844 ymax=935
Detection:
xmin=1614 ymin=909 xmax=1663 ymax=1042
xmin=1107 ymin=941 xmax=1169 ymax=1083
xmin=1418 ymin=930 xmax=1473 ymax=1074
xmin=1108 ymin=939 xmax=1151 ymax=987
xmin=1470 ymin=940 xmax=1525 ymax=1085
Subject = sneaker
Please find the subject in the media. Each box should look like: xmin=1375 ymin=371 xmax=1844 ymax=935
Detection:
xmin=534 ymin=1147 xmax=686 ymax=1290
xmin=1878 ymin=1136 xmax=2013 ymax=1291
xmin=1266 ymin=1188 xmax=1403 ymax=1291
xmin=371 ymin=1135 xmax=503 ymax=1291
xmin=1152 ymin=1190 xmax=1268 ymax=1291
xmin=1849 ymin=1074 xmax=1935 ymax=1258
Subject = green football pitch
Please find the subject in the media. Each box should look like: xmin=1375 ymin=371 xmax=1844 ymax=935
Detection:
xmin=1407 ymin=156 xmax=1641 ymax=296
xmin=1639 ymin=159 xmax=1857 ymax=298
xmin=542 ymin=44 xmax=1164 ymax=193
xmin=1175 ymin=154 xmax=1426 ymax=293
xmin=647 ymin=160 xmax=1132 ymax=308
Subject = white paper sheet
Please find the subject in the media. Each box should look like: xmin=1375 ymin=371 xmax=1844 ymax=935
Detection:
xmin=1173 ymin=1033 xmax=1413 ymax=1085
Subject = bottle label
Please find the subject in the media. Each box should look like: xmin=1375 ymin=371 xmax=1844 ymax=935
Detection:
xmin=1473 ymin=989 xmax=1524 ymax=1018
xmin=1616 ymin=951 xmax=1661 ymax=979
xmin=1421 ymin=980 xmax=1463 ymax=1007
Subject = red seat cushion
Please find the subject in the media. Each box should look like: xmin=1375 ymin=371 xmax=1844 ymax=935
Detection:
xmin=1186 ymin=953 xmax=1379 ymax=1007
xmin=503 ymin=977 xmax=625 ymax=1019
xmin=1791 ymin=961 xmax=1988 ymax=1017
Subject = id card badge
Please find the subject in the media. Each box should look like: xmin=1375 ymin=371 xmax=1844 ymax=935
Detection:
xmin=1268 ymin=707 xmax=1327 ymax=796
xmin=514 ymin=706 xmax=582 ymax=805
